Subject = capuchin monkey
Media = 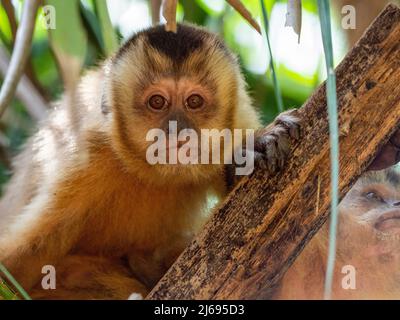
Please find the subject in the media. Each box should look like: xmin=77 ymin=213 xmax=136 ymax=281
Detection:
xmin=276 ymin=167 xmax=400 ymax=300
xmin=0 ymin=24 xmax=301 ymax=299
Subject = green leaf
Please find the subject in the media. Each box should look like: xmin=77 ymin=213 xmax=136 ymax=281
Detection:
xmin=0 ymin=263 xmax=31 ymax=300
xmin=45 ymin=0 xmax=87 ymax=88
xmin=0 ymin=278 xmax=19 ymax=300
xmin=80 ymin=1 xmax=105 ymax=53
xmin=0 ymin=4 xmax=13 ymax=49
xmin=45 ymin=0 xmax=87 ymax=60
xmin=93 ymin=0 xmax=118 ymax=55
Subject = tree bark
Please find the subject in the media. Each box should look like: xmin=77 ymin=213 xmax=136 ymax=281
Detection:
xmin=148 ymin=4 xmax=400 ymax=300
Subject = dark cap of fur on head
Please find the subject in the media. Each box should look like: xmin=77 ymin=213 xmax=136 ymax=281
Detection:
xmin=115 ymin=23 xmax=230 ymax=64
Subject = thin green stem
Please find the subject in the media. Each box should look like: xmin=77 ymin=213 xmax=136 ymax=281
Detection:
xmin=317 ymin=0 xmax=340 ymax=300
xmin=260 ymin=0 xmax=284 ymax=113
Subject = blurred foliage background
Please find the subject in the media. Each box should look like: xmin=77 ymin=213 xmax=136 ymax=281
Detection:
xmin=0 ymin=0 xmax=394 ymax=192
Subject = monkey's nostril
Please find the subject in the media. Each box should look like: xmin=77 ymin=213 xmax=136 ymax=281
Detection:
xmin=393 ymin=201 xmax=400 ymax=207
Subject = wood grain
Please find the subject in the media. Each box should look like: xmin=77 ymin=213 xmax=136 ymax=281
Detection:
xmin=148 ymin=4 xmax=400 ymax=300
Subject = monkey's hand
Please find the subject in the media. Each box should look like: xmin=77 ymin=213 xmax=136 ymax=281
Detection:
xmin=252 ymin=109 xmax=301 ymax=173
xmin=226 ymin=109 xmax=301 ymax=190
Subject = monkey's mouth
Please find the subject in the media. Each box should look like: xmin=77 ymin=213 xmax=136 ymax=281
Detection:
xmin=375 ymin=212 xmax=400 ymax=232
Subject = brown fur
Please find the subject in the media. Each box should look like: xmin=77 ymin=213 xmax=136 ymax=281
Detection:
xmin=0 ymin=24 xmax=261 ymax=299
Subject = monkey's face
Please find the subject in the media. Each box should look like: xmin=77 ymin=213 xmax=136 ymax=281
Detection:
xmin=315 ymin=169 xmax=400 ymax=298
xmin=340 ymin=169 xmax=400 ymax=233
xmin=281 ymin=169 xmax=400 ymax=299
xmin=106 ymin=24 xmax=243 ymax=184
xmin=334 ymin=169 xmax=400 ymax=262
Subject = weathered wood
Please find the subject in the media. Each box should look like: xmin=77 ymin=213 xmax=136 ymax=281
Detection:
xmin=148 ymin=4 xmax=400 ymax=300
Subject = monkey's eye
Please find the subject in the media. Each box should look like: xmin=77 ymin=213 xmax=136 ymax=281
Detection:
xmin=148 ymin=95 xmax=167 ymax=111
xmin=364 ymin=191 xmax=385 ymax=203
xmin=186 ymin=94 xmax=204 ymax=110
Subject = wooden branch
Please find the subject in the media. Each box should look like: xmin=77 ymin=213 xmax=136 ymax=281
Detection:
xmin=148 ymin=4 xmax=400 ymax=300
xmin=162 ymin=0 xmax=178 ymax=32
xmin=150 ymin=0 xmax=162 ymax=25
xmin=0 ymin=0 xmax=40 ymax=118
xmin=226 ymin=0 xmax=261 ymax=34
xmin=1 ymin=0 xmax=49 ymax=101
xmin=0 ymin=47 xmax=48 ymax=121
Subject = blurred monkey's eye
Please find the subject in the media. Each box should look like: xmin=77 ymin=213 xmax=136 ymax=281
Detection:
xmin=186 ymin=94 xmax=204 ymax=109
xmin=364 ymin=191 xmax=385 ymax=203
xmin=148 ymin=95 xmax=167 ymax=110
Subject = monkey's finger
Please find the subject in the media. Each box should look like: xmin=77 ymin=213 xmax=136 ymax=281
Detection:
xmin=256 ymin=135 xmax=281 ymax=173
xmin=254 ymin=127 xmax=291 ymax=172
xmin=275 ymin=109 xmax=302 ymax=140
xmin=265 ymin=146 xmax=279 ymax=173
xmin=266 ymin=126 xmax=291 ymax=170
xmin=253 ymin=151 xmax=268 ymax=171
xmin=272 ymin=129 xmax=291 ymax=165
